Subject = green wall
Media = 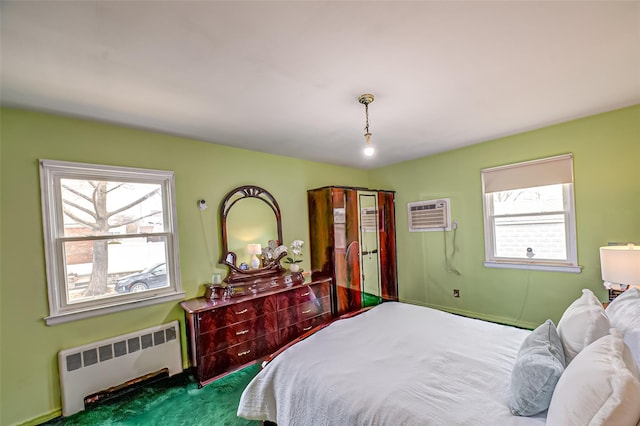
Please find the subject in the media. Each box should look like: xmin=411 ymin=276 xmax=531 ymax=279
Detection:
xmin=369 ymin=105 xmax=640 ymax=328
xmin=2 ymin=105 xmax=639 ymax=425
xmin=0 ymin=109 xmax=369 ymax=425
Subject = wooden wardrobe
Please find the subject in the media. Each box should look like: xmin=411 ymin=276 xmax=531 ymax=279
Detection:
xmin=307 ymin=186 xmax=398 ymax=316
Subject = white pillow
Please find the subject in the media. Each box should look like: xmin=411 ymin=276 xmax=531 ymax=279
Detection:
xmin=606 ymin=287 xmax=640 ymax=334
xmin=624 ymin=329 xmax=640 ymax=372
xmin=557 ymin=289 xmax=610 ymax=363
xmin=547 ymin=330 xmax=640 ymax=426
xmin=607 ymin=288 xmax=640 ymax=371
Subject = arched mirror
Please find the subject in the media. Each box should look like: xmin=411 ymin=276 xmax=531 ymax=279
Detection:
xmin=220 ymin=185 xmax=287 ymax=283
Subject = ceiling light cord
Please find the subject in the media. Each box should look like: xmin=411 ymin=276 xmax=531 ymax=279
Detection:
xmin=364 ymin=102 xmax=370 ymax=135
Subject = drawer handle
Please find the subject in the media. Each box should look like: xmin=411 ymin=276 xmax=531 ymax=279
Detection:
xmin=301 ymin=292 xmax=309 ymax=297
xmin=302 ymin=309 xmax=312 ymax=314
xmin=236 ymin=329 xmax=249 ymax=336
xmin=235 ymin=308 xmax=248 ymax=315
xmin=238 ymin=349 xmax=251 ymax=357
xmin=303 ymin=326 xmax=313 ymax=331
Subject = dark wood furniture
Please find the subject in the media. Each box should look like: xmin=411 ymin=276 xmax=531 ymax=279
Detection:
xmin=307 ymin=186 xmax=398 ymax=316
xmin=603 ymin=287 xmax=628 ymax=308
xmin=181 ymin=273 xmax=332 ymax=386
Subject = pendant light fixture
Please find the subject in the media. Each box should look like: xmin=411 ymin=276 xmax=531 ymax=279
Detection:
xmin=358 ymin=93 xmax=375 ymax=156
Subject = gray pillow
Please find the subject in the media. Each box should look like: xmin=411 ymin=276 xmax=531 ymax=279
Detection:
xmin=509 ymin=319 xmax=566 ymax=416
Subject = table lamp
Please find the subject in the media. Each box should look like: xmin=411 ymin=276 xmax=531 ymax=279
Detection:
xmin=247 ymin=244 xmax=262 ymax=269
xmin=600 ymin=243 xmax=640 ymax=291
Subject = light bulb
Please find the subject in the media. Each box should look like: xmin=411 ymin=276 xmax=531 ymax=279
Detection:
xmin=363 ymin=132 xmax=374 ymax=156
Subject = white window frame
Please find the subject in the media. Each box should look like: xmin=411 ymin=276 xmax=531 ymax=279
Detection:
xmin=481 ymin=154 xmax=581 ymax=273
xmin=40 ymin=160 xmax=183 ymax=325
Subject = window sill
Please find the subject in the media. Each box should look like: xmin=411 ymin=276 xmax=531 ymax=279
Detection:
xmin=45 ymin=292 xmax=186 ymax=326
xmin=484 ymin=261 xmax=582 ymax=273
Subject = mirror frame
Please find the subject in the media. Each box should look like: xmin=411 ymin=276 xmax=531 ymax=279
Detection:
xmin=219 ymin=185 xmax=286 ymax=283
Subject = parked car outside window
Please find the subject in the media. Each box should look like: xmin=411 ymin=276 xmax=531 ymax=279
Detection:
xmin=115 ymin=263 xmax=168 ymax=293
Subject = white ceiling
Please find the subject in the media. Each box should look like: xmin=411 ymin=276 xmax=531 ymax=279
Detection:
xmin=2 ymin=1 xmax=639 ymax=169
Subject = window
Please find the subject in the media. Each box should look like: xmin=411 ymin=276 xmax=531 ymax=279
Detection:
xmin=481 ymin=154 xmax=581 ymax=273
xmin=40 ymin=160 xmax=183 ymax=325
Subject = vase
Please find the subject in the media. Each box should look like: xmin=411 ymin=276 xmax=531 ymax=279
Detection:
xmin=289 ymin=263 xmax=300 ymax=273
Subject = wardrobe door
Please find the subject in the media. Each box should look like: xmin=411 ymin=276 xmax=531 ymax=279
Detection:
xmin=308 ymin=187 xmax=361 ymax=316
xmin=378 ymin=191 xmax=398 ymax=302
xmin=335 ymin=188 xmax=361 ymax=315
xmin=308 ymin=188 xmax=334 ymax=278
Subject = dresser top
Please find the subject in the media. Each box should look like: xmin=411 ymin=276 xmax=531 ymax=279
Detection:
xmin=180 ymin=274 xmax=331 ymax=314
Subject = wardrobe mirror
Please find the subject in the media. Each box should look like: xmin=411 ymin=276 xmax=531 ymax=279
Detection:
xmin=358 ymin=191 xmax=381 ymax=304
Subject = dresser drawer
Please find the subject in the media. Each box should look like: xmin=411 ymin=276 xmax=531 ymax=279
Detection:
xmin=198 ymin=295 xmax=276 ymax=332
xmin=279 ymin=312 xmax=332 ymax=343
xmin=278 ymin=296 xmax=331 ymax=328
xmin=198 ymin=313 xmax=278 ymax=355
xmin=276 ymin=281 xmax=331 ymax=310
xmin=198 ymin=331 xmax=280 ymax=380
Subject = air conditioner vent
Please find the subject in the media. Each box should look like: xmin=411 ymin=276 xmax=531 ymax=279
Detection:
xmin=408 ymin=198 xmax=450 ymax=232
xmin=360 ymin=207 xmax=378 ymax=232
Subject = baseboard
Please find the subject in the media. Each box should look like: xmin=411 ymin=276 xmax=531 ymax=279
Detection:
xmin=18 ymin=409 xmax=62 ymax=426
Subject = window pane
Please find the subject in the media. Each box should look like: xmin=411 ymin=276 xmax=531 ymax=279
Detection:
xmin=492 ymin=184 xmax=564 ymax=216
xmin=494 ymin=214 xmax=567 ymax=260
xmin=61 ymin=179 xmax=164 ymax=237
xmin=64 ymin=238 xmax=169 ymax=304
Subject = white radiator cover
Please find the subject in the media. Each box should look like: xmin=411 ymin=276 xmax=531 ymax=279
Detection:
xmin=58 ymin=320 xmax=182 ymax=416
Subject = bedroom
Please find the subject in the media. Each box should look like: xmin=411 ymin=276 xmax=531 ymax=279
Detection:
xmin=1 ymin=1 xmax=640 ymax=425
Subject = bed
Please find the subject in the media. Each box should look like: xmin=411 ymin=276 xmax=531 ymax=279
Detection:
xmin=238 ymin=290 xmax=640 ymax=426
xmin=237 ymin=302 xmax=546 ymax=425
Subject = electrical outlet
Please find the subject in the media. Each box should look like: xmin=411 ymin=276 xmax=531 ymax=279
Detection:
xmin=453 ymin=289 xmax=460 ymax=298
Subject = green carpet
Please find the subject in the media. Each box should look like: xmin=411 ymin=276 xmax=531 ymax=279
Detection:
xmin=362 ymin=292 xmax=382 ymax=307
xmin=42 ymin=365 xmax=262 ymax=426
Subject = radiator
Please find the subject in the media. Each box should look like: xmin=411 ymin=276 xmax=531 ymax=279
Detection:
xmin=58 ymin=321 xmax=182 ymax=416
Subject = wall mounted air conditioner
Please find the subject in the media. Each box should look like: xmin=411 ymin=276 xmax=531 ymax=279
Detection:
xmin=360 ymin=207 xmax=379 ymax=233
xmin=407 ymin=198 xmax=451 ymax=232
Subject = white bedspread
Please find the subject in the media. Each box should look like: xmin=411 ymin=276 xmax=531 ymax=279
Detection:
xmin=238 ymin=302 xmax=547 ymax=425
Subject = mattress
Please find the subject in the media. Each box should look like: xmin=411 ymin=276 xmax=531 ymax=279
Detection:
xmin=238 ymin=302 xmax=547 ymax=425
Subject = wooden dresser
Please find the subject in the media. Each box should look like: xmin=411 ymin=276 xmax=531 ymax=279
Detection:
xmin=181 ymin=274 xmax=332 ymax=386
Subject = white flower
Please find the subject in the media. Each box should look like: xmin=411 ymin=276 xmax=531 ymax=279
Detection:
xmin=286 ymin=240 xmax=304 ymax=264
xmin=292 ymin=241 xmax=304 ymax=255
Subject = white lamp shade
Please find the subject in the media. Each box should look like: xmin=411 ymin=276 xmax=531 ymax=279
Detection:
xmin=600 ymin=244 xmax=640 ymax=286
xmin=247 ymin=244 xmax=262 ymax=255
